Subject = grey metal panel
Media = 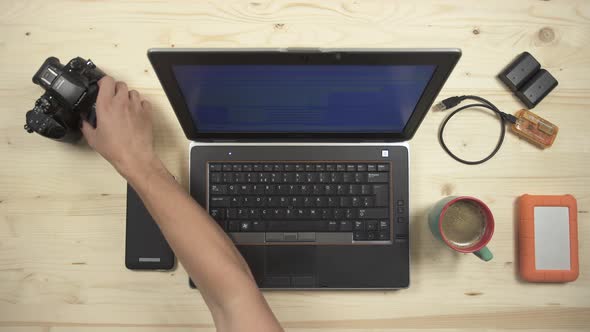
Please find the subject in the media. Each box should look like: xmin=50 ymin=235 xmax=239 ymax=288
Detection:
xmin=189 ymin=143 xmax=410 ymax=289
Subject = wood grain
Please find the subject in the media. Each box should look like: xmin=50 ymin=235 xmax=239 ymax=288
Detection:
xmin=1 ymin=0 xmax=590 ymax=330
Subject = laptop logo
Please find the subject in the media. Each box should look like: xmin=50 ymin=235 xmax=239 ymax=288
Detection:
xmin=381 ymin=149 xmax=389 ymax=158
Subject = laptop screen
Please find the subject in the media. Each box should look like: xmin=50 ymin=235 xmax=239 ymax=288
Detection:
xmin=172 ymin=65 xmax=436 ymax=133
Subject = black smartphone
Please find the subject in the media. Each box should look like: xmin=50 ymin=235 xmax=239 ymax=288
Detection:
xmin=125 ymin=183 xmax=175 ymax=270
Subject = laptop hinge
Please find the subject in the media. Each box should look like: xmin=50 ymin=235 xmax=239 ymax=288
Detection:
xmin=194 ymin=139 xmax=401 ymax=143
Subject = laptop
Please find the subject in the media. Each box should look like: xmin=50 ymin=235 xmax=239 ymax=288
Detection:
xmin=148 ymin=48 xmax=461 ymax=289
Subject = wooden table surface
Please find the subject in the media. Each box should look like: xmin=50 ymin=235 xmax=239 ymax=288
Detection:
xmin=1 ymin=0 xmax=589 ymax=331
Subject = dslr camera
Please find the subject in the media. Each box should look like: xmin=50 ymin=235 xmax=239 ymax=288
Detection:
xmin=24 ymin=57 xmax=105 ymax=143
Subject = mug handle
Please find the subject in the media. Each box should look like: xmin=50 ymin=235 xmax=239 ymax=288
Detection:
xmin=473 ymin=246 xmax=493 ymax=261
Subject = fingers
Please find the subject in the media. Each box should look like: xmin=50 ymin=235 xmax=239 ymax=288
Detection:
xmin=141 ymin=100 xmax=152 ymax=113
xmin=114 ymin=81 xmax=129 ymax=103
xmin=97 ymin=76 xmax=116 ymax=104
xmin=81 ymin=120 xmax=97 ymax=147
xmin=141 ymin=100 xmax=153 ymax=122
xmin=129 ymin=90 xmax=141 ymax=109
xmin=129 ymin=90 xmax=140 ymax=101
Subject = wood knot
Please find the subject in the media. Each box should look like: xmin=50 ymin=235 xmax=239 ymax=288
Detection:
xmin=171 ymin=44 xmax=175 ymax=48
xmin=538 ymin=27 xmax=555 ymax=43
xmin=441 ymin=183 xmax=455 ymax=196
xmin=64 ymin=295 xmax=83 ymax=304
xmin=25 ymin=32 xmax=31 ymax=36
xmin=274 ymin=23 xmax=285 ymax=30
xmin=144 ymin=69 xmax=148 ymax=73
xmin=472 ymin=27 xmax=480 ymax=35
xmin=114 ymin=43 xmax=118 ymax=48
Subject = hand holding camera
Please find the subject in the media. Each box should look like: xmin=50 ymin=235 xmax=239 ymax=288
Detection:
xmin=24 ymin=57 xmax=105 ymax=142
xmin=24 ymin=56 xmax=157 ymax=179
xmin=81 ymin=76 xmax=158 ymax=180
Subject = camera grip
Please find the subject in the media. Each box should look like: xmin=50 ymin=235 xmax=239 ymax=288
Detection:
xmin=87 ymin=103 xmax=98 ymax=128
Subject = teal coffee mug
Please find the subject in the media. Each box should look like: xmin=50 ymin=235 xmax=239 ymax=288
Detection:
xmin=428 ymin=196 xmax=494 ymax=261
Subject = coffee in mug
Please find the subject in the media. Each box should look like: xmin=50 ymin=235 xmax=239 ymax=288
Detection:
xmin=440 ymin=200 xmax=487 ymax=248
xmin=428 ymin=196 xmax=495 ymax=261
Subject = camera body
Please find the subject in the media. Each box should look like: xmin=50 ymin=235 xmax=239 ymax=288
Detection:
xmin=24 ymin=57 xmax=105 ymax=142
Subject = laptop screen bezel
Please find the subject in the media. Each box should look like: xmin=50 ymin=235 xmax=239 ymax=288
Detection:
xmin=148 ymin=48 xmax=461 ymax=141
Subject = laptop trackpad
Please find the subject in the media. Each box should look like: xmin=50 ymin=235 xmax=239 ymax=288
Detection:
xmin=265 ymin=246 xmax=316 ymax=287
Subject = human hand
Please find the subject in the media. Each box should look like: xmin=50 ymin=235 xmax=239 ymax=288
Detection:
xmin=82 ymin=76 xmax=159 ymax=179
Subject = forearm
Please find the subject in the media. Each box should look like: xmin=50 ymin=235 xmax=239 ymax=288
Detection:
xmin=84 ymin=76 xmax=281 ymax=331
xmin=124 ymin=157 xmax=266 ymax=321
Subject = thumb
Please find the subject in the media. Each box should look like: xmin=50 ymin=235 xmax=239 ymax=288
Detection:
xmin=81 ymin=120 xmax=97 ymax=148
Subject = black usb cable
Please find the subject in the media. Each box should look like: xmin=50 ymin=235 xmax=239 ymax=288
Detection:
xmin=433 ymin=95 xmax=518 ymax=165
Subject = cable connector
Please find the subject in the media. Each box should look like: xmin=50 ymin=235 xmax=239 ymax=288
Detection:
xmin=501 ymin=112 xmax=518 ymax=124
xmin=431 ymin=96 xmax=463 ymax=112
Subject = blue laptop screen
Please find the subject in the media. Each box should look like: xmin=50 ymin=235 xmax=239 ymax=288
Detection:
xmin=172 ymin=65 xmax=436 ymax=133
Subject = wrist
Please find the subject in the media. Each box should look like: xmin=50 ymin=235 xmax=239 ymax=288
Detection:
xmin=117 ymin=152 xmax=165 ymax=185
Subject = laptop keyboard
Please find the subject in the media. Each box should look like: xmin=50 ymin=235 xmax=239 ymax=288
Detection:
xmin=208 ymin=162 xmax=391 ymax=242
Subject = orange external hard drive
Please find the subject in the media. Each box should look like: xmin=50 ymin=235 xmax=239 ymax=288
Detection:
xmin=518 ymin=194 xmax=579 ymax=282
